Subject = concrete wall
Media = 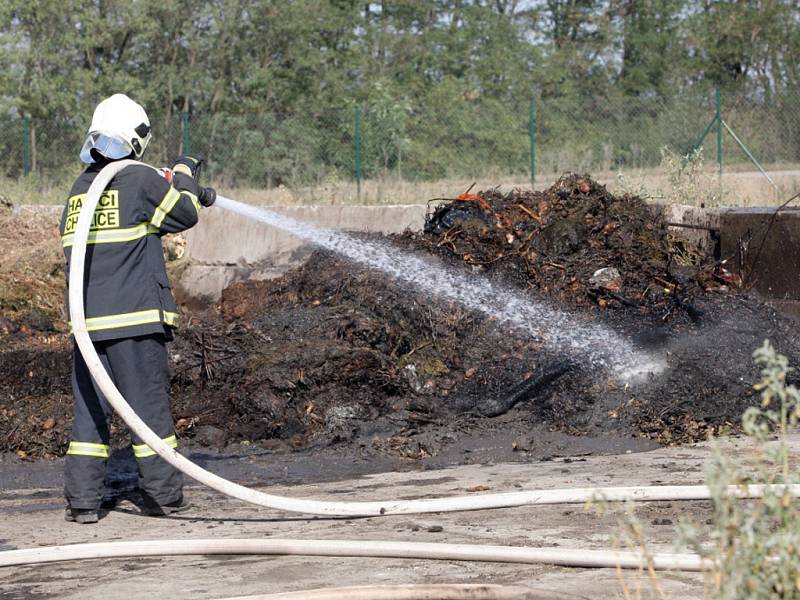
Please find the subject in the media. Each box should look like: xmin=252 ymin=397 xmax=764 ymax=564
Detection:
xmin=181 ymin=204 xmax=429 ymax=300
xmin=719 ymin=208 xmax=800 ymax=315
xmin=661 ymin=204 xmax=720 ymax=256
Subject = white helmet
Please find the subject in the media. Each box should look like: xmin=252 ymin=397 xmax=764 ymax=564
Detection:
xmin=80 ymin=93 xmax=152 ymax=164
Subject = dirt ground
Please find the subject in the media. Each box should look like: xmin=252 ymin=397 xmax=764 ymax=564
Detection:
xmin=5 ymin=434 xmax=791 ymax=600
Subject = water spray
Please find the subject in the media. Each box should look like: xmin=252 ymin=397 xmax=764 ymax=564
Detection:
xmin=212 ymin=196 xmax=664 ymax=381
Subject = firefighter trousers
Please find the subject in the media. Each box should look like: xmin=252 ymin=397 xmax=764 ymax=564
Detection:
xmin=64 ymin=333 xmax=183 ymax=510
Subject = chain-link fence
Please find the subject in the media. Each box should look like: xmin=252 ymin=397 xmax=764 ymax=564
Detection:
xmin=2 ymin=88 xmax=799 ymax=203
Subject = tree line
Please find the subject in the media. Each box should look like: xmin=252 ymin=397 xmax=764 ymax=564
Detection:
xmin=1 ymin=1 xmax=798 ymax=185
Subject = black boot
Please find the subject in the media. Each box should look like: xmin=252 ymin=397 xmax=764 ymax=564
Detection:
xmin=141 ymin=495 xmax=192 ymax=517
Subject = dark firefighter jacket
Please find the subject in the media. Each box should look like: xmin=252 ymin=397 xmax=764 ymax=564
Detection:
xmin=60 ymin=161 xmax=202 ymax=342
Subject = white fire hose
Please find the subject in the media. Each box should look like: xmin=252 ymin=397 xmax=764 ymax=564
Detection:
xmin=0 ymin=538 xmax=710 ymax=571
xmin=8 ymin=159 xmax=778 ymax=572
xmin=219 ymin=583 xmax=582 ymax=600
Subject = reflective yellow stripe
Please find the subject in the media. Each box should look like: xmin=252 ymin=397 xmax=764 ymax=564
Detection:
xmin=67 ymin=449 xmax=108 ymax=457
xmin=69 ymin=309 xmax=178 ymax=333
xmin=69 ymin=441 xmax=109 ymax=449
xmin=67 ymin=441 xmax=110 ymax=458
xmin=133 ymin=435 xmax=178 ymax=458
xmin=62 ymin=223 xmax=159 ymax=248
xmin=151 ymin=188 xmax=181 ymax=228
xmin=182 ymin=190 xmax=201 ymax=213
xmin=70 ymin=309 xmax=161 ymax=332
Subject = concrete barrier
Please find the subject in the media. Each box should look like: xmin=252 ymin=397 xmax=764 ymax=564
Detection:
xmin=719 ymin=207 xmax=800 ymax=318
xmin=181 ymin=204 xmax=429 ymax=300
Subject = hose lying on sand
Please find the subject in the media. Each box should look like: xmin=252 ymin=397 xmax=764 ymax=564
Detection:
xmin=0 ymin=538 xmax=712 ymax=571
xmin=66 ymin=160 xmax=800 ymax=518
xmin=179 ymin=583 xmax=583 ymax=600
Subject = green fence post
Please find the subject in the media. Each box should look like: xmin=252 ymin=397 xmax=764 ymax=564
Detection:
xmin=182 ymin=111 xmax=191 ymax=155
xmin=354 ymin=106 xmax=362 ymax=198
xmin=720 ymin=119 xmax=778 ymax=191
xmin=22 ymin=116 xmax=30 ymax=176
xmin=529 ymin=97 xmax=536 ymax=187
xmin=715 ymin=88 xmax=722 ymax=176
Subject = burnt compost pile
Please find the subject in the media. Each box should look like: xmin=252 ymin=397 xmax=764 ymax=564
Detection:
xmin=167 ymin=175 xmax=800 ymax=455
xmin=418 ymin=177 xmax=710 ymax=315
xmin=2 ymin=175 xmax=798 ymax=459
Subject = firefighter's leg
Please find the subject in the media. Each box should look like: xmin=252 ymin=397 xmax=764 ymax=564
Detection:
xmin=104 ymin=334 xmax=183 ymax=507
xmin=64 ymin=342 xmax=113 ymax=513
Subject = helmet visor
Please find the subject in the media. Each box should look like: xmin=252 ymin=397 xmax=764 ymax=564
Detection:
xmin=80 ymin=132 xmax=134 ymax=164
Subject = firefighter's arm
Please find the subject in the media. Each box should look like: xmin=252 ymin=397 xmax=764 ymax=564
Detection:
xmin=144 ymin=174 xmax=200 ymax=234
xmin=142 ymin=157 xmax=214 ymax=233
xmin=173 ymin=155 xmax=217 ymax=208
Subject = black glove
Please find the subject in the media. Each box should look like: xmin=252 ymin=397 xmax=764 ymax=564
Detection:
xmin=172 ymin=171 xmax=216 ymax=207
xmin=199 ymin=186 xmax=217 ymax=207
xmin=173 ymin=155 xmax=203 ymax=180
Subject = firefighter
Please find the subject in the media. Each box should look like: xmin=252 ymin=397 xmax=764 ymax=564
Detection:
xmin=60 ymin=93 xmax=216 ymax=524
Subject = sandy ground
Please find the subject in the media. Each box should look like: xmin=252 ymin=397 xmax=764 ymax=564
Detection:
xmin=3 ymin=435 xmax=795 ymax=600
